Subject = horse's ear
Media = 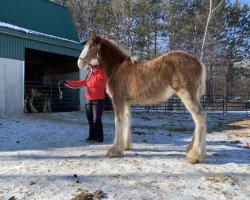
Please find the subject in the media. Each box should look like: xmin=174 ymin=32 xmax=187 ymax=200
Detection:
xmin=90 ymin=33 xmax=101 ymax=44
xmin=90 ymin=32 xmax=95 ymax=40
xmin=94 ymin=35 xmax=101 ymax=44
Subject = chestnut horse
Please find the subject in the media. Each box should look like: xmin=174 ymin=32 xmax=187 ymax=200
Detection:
xmin=78 ymin=34 xmax=207 ymax=164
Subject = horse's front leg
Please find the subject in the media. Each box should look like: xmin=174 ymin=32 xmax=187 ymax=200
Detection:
xmin=106 ymin=104 xmax=126 ymax=158
xmin=29 ymin=97 xmax=38 ymax=113
xmin=24 ymin=97 xmax=29 ymax=113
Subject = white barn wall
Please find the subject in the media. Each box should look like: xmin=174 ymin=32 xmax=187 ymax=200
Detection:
xmin=0 ymin=57 xmax=24 ymax=116
xmin=0 ymin=59 xmax=6 ymax=114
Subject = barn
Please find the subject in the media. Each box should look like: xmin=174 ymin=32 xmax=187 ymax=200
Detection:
xmin=0 ymin=0 xmax=86 ymax=116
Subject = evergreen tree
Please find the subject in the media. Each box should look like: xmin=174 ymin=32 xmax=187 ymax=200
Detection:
xmin=225 ymin=0 xmax=250 ymax=96
xmin=52 ymin=0 xmax=249 ymax=97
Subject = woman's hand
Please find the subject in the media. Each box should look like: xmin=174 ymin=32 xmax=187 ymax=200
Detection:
xmin=58 ymin=80 xmax=67 ymax=86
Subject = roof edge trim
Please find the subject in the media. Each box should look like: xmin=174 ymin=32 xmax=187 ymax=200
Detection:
xmin=0 ymin=27 xmax=82 ymax=51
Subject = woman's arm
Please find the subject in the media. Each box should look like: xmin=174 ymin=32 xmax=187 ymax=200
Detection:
xmin=65 ymin=79 xmax=86 ymax=88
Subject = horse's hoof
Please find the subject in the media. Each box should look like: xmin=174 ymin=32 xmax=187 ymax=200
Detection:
xmin=124 ymin=143 xmax=132 ymax=151
xmin=106 ymin=148 xmax=124 ymax=158
xmin=187 ymin=156 xmax=200 ymax=164
xmin=124 ymin=147 xmax=131 ymax=151
xmin=186 ymin=148 xmax=205 ymax=164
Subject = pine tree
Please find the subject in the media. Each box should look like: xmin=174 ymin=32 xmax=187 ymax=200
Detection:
xmin=225 ymin=0 xmax=250 ymax=96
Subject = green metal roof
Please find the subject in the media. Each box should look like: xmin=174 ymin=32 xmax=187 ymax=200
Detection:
xmin=0 ymin=0 xmax=83 ymax=60
xmin=0 ymin=0 xmax=79 ymax=42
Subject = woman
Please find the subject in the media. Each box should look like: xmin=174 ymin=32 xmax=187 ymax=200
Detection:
xmin=64 ymin=65 xmax=106 ymax=143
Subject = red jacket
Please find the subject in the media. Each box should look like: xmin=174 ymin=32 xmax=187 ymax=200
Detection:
xmin=65 ymin=66 xmax=106 ymax=100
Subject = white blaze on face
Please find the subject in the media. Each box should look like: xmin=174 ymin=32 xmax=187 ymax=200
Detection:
xmin=77 ymin=43 xmax=89 ymax=70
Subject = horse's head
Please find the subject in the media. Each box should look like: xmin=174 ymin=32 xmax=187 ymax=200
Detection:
xmin=78 ymin=33 xmax=102 ymax=70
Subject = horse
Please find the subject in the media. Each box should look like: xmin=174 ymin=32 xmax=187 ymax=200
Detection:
xmin=24 ymin=86 xmax=52 ymax=113
xmin=78 ymin=33 xmax=207 ymax=164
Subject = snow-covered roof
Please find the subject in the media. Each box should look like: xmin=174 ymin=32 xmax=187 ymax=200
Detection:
xmin=0 ymin=21 xmax=80 ymax=44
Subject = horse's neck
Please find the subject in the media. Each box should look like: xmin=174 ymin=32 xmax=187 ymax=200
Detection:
xmin=100 ymin=60 xmax=115 ymax=78
xmin=100 ymin=45 xmax=129 ymax=78
xmin=101 ymin=61 xmax=121 ymax=78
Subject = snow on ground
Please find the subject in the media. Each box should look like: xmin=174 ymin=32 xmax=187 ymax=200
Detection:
xmin=0 ymin=111 xmax=249 ymax=200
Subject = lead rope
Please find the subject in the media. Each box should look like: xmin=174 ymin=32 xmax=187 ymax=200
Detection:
xmin=57 ymin=81 xmax=63 ymax=102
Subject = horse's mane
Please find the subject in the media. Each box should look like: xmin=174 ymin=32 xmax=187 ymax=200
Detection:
xmin=101 ymin=38 xmax=138 ymax=64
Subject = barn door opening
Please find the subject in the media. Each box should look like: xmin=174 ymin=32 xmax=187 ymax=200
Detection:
xmin=24 ymin=48 xmax=80 ymax=113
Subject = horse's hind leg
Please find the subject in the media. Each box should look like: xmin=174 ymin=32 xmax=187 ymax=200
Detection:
xmin=124 ymin=104 xmax=132 ymax=150
xmin=106 ymin=100 xmax=126 ymax=158
xmin=177 ymin=90 xmax=206 ymax=164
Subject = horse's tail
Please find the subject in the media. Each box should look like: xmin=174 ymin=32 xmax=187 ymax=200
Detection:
xmin=198 ymin=61 xmax=206 ymax=98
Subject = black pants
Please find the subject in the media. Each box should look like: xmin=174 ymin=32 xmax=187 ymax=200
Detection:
xmin=85 ymin=99 xmax=105 ymax=142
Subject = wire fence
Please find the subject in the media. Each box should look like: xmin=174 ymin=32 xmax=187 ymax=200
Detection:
xmin=24 ymin=81 xmax=79 ymax=112
xmin=132 ymin=95 xmax=250 ymax=115
xmin=24 ymin=81 xmax=249 ymax=115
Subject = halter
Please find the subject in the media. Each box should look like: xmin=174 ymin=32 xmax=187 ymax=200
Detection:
xmin=79 ymin=44 xmax=101 ymax=69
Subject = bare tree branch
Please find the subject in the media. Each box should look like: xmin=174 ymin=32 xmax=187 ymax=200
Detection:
xmin=200 ymin=0 xmax=212 ymax=60
xmin=212 ymin=0 xmax=224 ymax=15
xmin=200 ymin=0 xmax=224 ymax=60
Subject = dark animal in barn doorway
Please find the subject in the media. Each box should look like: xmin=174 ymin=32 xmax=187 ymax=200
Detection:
xmin=77 ymin=33 xmax=207 ymax=164
xmin=24 ymin=87 xmax=52 ymax=113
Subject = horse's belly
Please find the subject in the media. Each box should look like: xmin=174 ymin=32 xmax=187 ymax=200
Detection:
xmin=129 ymin=86 xmax=175 ymax=105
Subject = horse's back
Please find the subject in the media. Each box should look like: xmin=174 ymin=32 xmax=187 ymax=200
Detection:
xmin=134 ymin=51 xmax=202 ymax=74
xmin=161 ymin=51 xmax=201 ymax=70
xmin=107 ymin=50 xmax=204 ymax=104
